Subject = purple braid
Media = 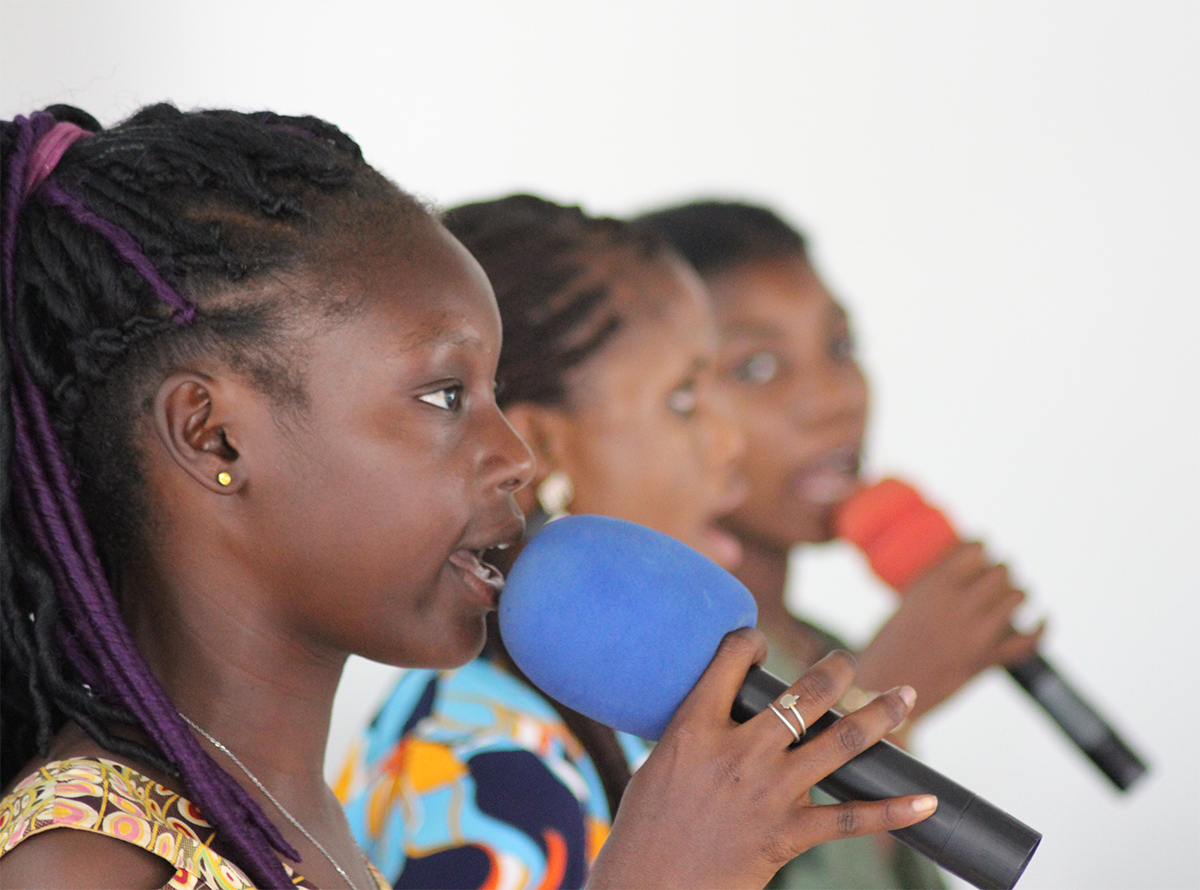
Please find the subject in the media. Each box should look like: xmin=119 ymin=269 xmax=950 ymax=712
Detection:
xmin=4 ymin=112 xmax=299 ymax=885
xmin=39 ymin=183 xmax=195 ymax=324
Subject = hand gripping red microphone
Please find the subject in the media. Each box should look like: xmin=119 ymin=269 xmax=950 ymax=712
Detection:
xmin=835 ymin=478 xmax=1148 ymax=791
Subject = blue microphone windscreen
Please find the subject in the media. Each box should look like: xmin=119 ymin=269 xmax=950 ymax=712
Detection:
xmin=498 ymin=515 xmax=757 ymax=740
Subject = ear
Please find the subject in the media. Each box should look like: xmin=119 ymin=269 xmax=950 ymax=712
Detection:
xmin=153 ymin=373 xmax=243 ymax=494
xmin=501 ymin=402 xmax=579 ymax=514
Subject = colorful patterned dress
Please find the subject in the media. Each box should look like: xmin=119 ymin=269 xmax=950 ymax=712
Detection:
xmin=336 ymin=658 xmax=647 ymax=890
xmin=0 ymin=757 xmax=390 ymax=889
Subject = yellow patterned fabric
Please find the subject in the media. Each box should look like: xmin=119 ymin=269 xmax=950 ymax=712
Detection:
xmin=0 ymin=757 xmax=391 ymax=889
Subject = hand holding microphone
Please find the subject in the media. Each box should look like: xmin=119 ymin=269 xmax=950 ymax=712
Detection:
xmin=837 ymin=478 xmax=1148 ymax=791
xmin=501 ymin=515 xmax=1041 ymax=890
xmin=591 ymin=634 xmax=933 ymax=890
xmin=835 ymin=481 xmax=1044 ymax=726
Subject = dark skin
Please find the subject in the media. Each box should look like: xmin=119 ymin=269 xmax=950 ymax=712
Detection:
xmin=706 ymin=254 xmax=1043 ymax=728
xmin=1 ymin=218 xmax=937 ymax=889
xmin=0 ymin=216 xmax=533 ymax=889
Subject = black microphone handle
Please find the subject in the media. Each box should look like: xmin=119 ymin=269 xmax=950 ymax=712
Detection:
xmin=1006 ymin=652 xmax=1147 ymax=791
xmin=733 ymin=665 xmax=1041 ymax=890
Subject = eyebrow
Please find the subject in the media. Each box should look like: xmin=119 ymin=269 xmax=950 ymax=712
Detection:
xmin=721 ymin=321 xmax=784 ymax=340
xmin=398 ymin=317 xmax=487 ymax=352
xmin=722 ymin=302 xmax=850 ymax=339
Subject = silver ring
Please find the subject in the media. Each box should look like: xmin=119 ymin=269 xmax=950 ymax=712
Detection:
xmin=779 ymin=693 xmax=807 ymax=739
xmin=768 ymin=703 xmax=801 ymax=745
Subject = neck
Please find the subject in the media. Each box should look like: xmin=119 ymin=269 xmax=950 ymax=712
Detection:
xmin=731 ymin=536 xmax=792 ymax=622
xmin=121 ymin=558 xmax=344 ymax=796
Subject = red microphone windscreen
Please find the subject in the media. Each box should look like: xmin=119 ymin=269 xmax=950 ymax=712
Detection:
xmin=835 ymin=478 xmax=958 ymax=591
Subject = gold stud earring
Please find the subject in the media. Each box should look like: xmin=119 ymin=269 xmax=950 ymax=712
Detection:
xmin=536 ymin=470 xmax=573 ymax=520
xmin=216 ymin=471 xmax=232 ymax=487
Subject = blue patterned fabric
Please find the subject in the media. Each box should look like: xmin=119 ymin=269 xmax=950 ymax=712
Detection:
xmin=338 ymin=658 xmax=646 ymax=889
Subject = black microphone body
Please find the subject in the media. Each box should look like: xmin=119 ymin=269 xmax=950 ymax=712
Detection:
xmin=735 ymin=665 xmax=1041 ymax=890
xmin=1006 ymin=652 xmax=1147 ymax=790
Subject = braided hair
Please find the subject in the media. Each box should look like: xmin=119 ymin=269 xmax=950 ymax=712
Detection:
xmin=2 ymin=103 xmax=420 ymax=885
xmin=443 ymin=194 xmax=669 ymax=410
xmin=635 ymin=199 xmax=809 ymax=278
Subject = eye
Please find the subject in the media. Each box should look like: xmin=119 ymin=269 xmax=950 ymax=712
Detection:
xmin=667 ymin=381 xmax=699 ymax=417
xmin=419 ymin=384 xmax=464 ymax=411
xmin=732 ymin=351 xmax=780 ymax=385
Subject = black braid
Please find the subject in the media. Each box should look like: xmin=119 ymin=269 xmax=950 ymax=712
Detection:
xmin=442 ymin=194 xmax=668 ymax=408
xmin=635 ymin=199 xmax=809 ymax=277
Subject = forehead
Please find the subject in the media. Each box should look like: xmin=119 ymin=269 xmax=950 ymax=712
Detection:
xmin=705 ymin=256 xmax=843 ymax=337
xmin=564 ymin=255 xmax=717 ymax=396
xmin=604 ymin=253 xmax=715 ymax=339
xmin=315 ymin=215 xmax=501 ymax=348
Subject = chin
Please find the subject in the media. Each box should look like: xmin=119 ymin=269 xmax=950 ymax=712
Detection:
xmin=792 ymin=519 xmax=838 ymax=546
xmin=438 ymin=622 xmax=490 ymax=669
xmin=787 ymin=501 xmax=841 ymax=546
xmin=371 ymin=617 xmax=489 ymax=671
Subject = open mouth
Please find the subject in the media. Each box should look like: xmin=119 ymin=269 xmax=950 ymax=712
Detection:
xmin=792 ymin=446 xmax=861 ymax=506
xmin=701 ymin=521 xmax=744 ymax=570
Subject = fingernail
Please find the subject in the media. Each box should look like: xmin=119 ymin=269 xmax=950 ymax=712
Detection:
xmin=898 ymin=685 xmax=917 ymax=708
xmin=1012 ymin=603 xmax=1047 ymax=634
xmin=912 ymin=795 xmax=938 ymax=814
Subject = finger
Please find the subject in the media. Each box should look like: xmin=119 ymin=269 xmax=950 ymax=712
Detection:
xmin=801 ymin=794 xmax=939 ymax=844
xmin=912 ymin=541 xmax=988 ymax=592
xmin=668 ymin=627 xmax=767 ymax=732
xmin=754 ymin=649 xmax=856 ymax=736
xmin=995 ymin=626 xmax=1045 ymax=666
xmin=786 ymin=686 xmax=916 ymax=780
xmin=742 ymin=650 xmax=857 ymax=753
xmin=965 ymin=563 xmax=1026 ymax=615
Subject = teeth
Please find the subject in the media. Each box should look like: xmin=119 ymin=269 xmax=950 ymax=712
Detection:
xmin=450 ymin=549 xmax=506 ymax=591
xmin=473 ymin=560 xmax=505 ymax=589
xmin=494 ymin=542 xmax=511 ymax=551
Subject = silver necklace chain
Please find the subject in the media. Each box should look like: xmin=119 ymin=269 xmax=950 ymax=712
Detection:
xmin=180 ymin=713 xmax=365 ymax=890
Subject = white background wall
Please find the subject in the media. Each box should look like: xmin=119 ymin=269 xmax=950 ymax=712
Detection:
xmin=3 ymin=3 xmax=1196 ymax=887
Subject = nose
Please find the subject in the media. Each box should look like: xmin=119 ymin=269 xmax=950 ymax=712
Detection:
xmin=704 ymin=386 xmax=746 ymax=490
xmin=481 ymin=404 xmax=536 ymax=494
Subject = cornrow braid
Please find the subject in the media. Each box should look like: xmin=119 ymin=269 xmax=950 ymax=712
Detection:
xmin=2 ymin=103 xmax=418 ymax=886
xmin=442 ymin=194 xmax=668 ymax=409
xmin=635 ymin=199 xmax=809 ymax=277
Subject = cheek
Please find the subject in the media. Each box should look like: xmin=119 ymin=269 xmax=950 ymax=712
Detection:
xmin=732 ymin=408 xmax=793 ymax=486
xmin=569 ymin=430 xmax=677 ymax=523
xmin=635 ymin=432 xmax=710 ymax=533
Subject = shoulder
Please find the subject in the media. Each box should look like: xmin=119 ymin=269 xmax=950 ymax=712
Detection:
xmin=0 ymin=758 xmax=253 ymax=890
